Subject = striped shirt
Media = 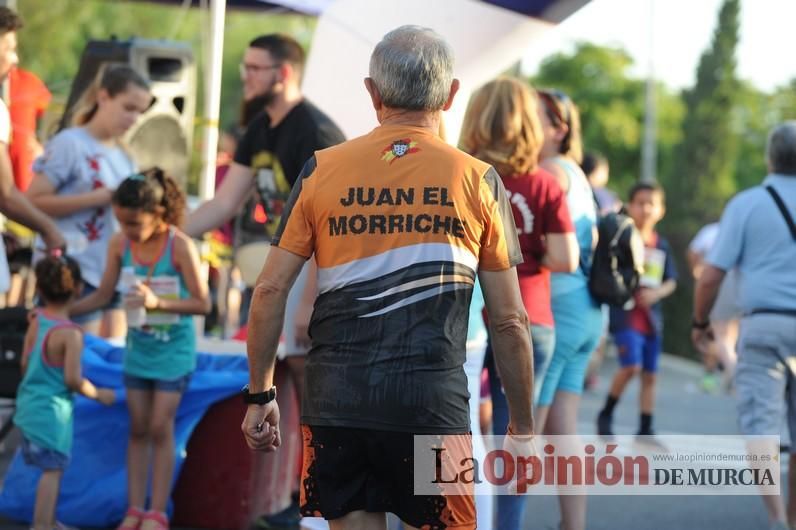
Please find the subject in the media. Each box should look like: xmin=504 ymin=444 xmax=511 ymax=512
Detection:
xmin=273 ymin=124 xmax=521 ymax=433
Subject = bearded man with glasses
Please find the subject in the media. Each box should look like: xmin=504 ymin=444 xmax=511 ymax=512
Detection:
xmin=186 ymin=33 xmax=345 ymax=529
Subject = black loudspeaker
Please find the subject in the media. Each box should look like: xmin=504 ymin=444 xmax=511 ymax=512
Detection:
xmin=60 ymin=38 xmax=197 ymax=187
xmin=0 ymin=307 xmax=28 ymax=399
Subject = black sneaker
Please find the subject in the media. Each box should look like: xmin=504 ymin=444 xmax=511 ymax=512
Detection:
xmin=597 ymin=410 xmax=613 ymax=436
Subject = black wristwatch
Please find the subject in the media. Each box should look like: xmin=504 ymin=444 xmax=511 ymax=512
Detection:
xmin=242 ymin=384 xmax=277 ymax=405
xmin=691 ymin=318 xmax=711 ymax=330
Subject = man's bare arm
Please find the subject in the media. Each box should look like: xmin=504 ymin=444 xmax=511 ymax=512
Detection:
xmin=184 ymin=162 xmax=255 ymax=238
xmin=247 ymin=246 xmax=307 ymax=392
xmin=241 ymin=246 xmax=307 ymax=453
xmin=0 ymin=144 xmax=63 ymax=249
xmin=694 ymin=264 xmax=726 ymax=324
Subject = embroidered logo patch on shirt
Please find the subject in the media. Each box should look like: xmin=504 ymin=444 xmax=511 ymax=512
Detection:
xmin=380 ymin=138 xmax=420 ymax=164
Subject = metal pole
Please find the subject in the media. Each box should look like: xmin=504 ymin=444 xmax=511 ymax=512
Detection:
xmin=199 ymin=0 xmax=226 ymax=201
xmin=641 ymin=0 xmax=657 ymax=182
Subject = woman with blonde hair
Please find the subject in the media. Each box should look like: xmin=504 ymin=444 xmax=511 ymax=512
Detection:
xmin=535 ymin=88 xmax=602 ymax=530
xmin=27 ymin=65 xmax=152 ymax=337
xmin=460 ymin=77 xmax=578 ymax=530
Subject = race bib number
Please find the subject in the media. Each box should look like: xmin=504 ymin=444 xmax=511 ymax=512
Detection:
xmin=640 ymin=248 xmax=665 ymax=288
xmin=144 ymin=275 xmax=180 ymax=325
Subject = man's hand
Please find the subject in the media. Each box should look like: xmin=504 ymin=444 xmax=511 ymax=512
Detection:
xmin=241 ymin=401 xmax=281 ymax=452
xmin=691 ymin=327 xmax=715 ymax=356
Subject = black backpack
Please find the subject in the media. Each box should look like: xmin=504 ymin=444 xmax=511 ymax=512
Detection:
xmin=588 ymin=209 xmax=645 ymax=307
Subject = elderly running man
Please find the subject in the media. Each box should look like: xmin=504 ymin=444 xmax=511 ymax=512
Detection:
xmin=241 ymin=25 xmax=535 ymax=530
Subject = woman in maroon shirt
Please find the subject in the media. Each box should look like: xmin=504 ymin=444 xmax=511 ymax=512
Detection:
xmin=460 ymin=76 xmax=578 ymax=530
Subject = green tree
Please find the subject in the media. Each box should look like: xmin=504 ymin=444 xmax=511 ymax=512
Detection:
xmin=531 ymin=42 xmax=684 ymax=199
xmin=733 ymin=79 xmax=796 ymax=191
xmin=732 ymin=81 xmax=772 ymax=191
xmin=659 ymin=0 xmax=741 ymax=358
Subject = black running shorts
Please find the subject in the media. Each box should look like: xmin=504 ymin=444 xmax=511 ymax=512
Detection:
xmin=300 ymin=425 xmax=476 ymax=529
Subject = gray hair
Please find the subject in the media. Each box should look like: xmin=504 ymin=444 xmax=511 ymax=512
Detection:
xmin=767 ymin=121 xmax=796 ymax=176
xmin=369 ymin=25 xmax=454 ymax=111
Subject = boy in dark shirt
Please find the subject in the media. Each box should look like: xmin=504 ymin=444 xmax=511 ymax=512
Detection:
xmin=597 ymin=182 xmax=677 ymax=436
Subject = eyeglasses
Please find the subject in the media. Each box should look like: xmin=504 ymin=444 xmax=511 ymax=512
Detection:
xmin=537 ymin=89 xmax=571 ymax=126
xmin=239 ymin=62 xmax=282 ymax=77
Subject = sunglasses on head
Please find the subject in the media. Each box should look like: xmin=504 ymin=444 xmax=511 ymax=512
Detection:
xmin=538 ymin=89 xmax=571 ymax=126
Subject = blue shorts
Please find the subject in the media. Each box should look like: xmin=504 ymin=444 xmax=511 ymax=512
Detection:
xmin=21 ymin=436 xmax=69 ymax=471
xmin=124 ymin=372 xmax=192 ymax=393
xmin=614 ymin=329 xmax=662 ymax=373
xmin=538 ymin=286 xmax=603 ymax=406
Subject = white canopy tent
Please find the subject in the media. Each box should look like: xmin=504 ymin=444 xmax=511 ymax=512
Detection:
xmin=303 ymin=0 xmax=569 ymax=144
xmin=195 ymin=0 xmax=590 ymax=199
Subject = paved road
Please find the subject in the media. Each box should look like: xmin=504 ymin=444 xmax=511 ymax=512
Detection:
xmin=523 ymin=352 xmax=782 ymax=530
xmin=0 ymin=352 xmax=784 ymax=529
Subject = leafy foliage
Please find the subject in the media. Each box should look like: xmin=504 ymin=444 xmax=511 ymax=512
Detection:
xmin=659 ymin=0 xmax=740 ymax=358
xmin=527 ymin=0 xmax=794 ymax=358
xmin=531 ymin=43 xmax=685 ymax=200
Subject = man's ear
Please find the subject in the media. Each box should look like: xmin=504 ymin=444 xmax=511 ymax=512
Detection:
xmin=277 ymin=62 xmax=293 ymax=84
xmin=442 ymin=79 xmax=460 ymax=111
xmin=364 ymin=77 xmax=382 ymax=111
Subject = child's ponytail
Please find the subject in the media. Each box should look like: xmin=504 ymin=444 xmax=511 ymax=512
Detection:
xmin=35 ymin=253 xmax=83 ymax=304
xmin=112 ymin=167 xmax=186 ymax=227
xmin=151 ymin=168 xmax=185 ymax=227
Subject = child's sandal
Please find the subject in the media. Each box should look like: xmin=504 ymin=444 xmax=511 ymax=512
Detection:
xmin=140 ymin=510 xmax=169 ymax=530
xmin=116 ymin=506 xmax=145 ymax=530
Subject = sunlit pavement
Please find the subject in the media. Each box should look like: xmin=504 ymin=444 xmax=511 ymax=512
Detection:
xmin=522 ymin=352 xmax=785 ymax=530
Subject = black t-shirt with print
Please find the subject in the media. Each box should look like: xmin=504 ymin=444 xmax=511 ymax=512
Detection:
xmin=234 ymin=99 xmax=345 ymax=240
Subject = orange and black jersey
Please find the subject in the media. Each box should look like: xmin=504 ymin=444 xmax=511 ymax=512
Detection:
xmin=273 ymin=124 xmax=521 ymax=433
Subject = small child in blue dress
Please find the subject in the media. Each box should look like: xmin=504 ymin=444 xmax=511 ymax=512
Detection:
xmin=13 ymin=252 xmax=116 ymax=530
